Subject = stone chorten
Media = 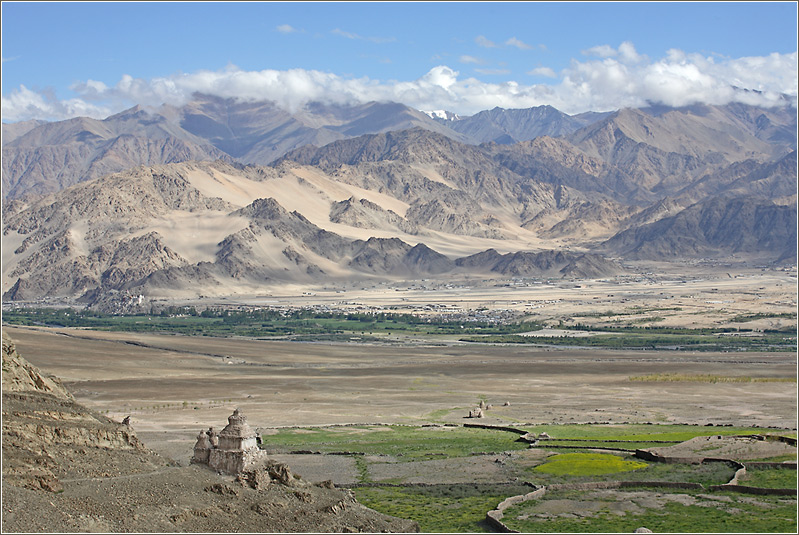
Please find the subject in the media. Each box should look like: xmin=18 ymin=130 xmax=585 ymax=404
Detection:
xmin=192 ymin=408 xmax=266 ymax=474
xmin=192 ymin=430 xmax=212 ymax=464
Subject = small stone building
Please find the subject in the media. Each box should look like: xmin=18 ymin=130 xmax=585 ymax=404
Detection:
xmin=192 ymin=408 xmax=267 ymax=474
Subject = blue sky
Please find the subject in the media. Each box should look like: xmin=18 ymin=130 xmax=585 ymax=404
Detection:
xmin=2 ymin=1 xmax=797 ymax=121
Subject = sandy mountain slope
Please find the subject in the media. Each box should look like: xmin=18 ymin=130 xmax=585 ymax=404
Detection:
xmin=1 ymin=155 xmax=625 ymax=307
xmin=330 ymin=196 xmax=421 ymax=235
xmin=276 ymin=127 xmax=558 ymax=230
xmin=1 ymin=332 xmax=419 ymax=533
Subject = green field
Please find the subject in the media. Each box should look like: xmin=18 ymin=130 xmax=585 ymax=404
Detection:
xmin=264 ymin=425 xmax=529 ymax=460
xmin=518 ymin=423 xmax=778 ymax=443
xmin=1 ymin=307 xmax=540 ymax=339
xmin=459 ymin=332 xmax=797 ymax=351
xmin=5 ymin=306 xmax=796 ymax=351
xmin=531 ymin=452 xmax=648 ymax=476
xmin=739 ymin=465 xmax=798 ymax=489
xmin=264 ymin=423 xmax=791 ymax=462
xmin=262 ymin=423 xmax=796 ymax=532
xmin=526 ymin=456 xmax=738 ymax=487
xmin=354 ymin=484 xmax=530 ymax=533
xmin=501 ymin=488 xmax=797 ymax=533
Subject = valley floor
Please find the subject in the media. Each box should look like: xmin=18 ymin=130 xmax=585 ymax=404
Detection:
xmin=4 ymin=323 xmax=795 ymax=468
xmin=8 ymin=263 xmax=797 ymax=332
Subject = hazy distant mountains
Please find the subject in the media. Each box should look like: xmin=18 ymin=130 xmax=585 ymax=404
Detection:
xmin=2 ymin=97 xmax=796 ymax=307
xmin=4 ymin=95 xmax=795 ymax=201
xmin=2 ymin=96 xmax=470 ymax=199
xmin=429 ymin=105 xmax=611 ymax=144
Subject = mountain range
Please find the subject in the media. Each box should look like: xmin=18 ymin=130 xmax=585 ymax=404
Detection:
xmin=2 ymin=97 xmax=796 ymax=308
xmin=3 ymin=96 xmax=472 ymax=200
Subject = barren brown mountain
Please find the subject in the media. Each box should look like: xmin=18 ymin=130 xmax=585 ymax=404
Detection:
xmin=2 ymin=101 xmax=795 ymax=309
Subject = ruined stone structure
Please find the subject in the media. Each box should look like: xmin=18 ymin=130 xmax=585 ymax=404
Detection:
xmin=468 ymin=408 xmax=484 ymax=418
xmin=192 ymin=408 xmax=267 ymax=474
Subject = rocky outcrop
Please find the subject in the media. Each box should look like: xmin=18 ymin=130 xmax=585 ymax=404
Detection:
xmin=602 ymin=195 xmax=797 ymax=262
xmin=405 ymin=199 xmax=507 ymax=239
xmin=2 ymin=332 xmax=72 ymax=399
xmin=347 ymin=237 xmax=455 ymax=275
xmin=2 ymin=332 xmax=155 ymax=494
xmin=330 ymin=196 xmax=419 ymax=235
xmin=455 ymin=249 xmax=624 ymax=278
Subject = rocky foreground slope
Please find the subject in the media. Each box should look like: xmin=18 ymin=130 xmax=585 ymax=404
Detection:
xmin=1 ymin=332 xmax=418 ymax=533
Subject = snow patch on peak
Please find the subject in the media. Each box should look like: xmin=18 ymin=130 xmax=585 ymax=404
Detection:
xmin=422 ymin=110 xmax=460 ymax=121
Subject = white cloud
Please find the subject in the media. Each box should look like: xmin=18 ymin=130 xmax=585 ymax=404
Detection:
xmin=276 ymin=24 xmax=298 ymax=34
xmin=331 ymin=28 xmax=395 ymax=44
xmin=459 ymin=55 xmax=485 ymax=65
xmin=475 ymin=35 xmax=498 ymax=48
xmin=476 ymin=68 xmax=511 ymax=75
xmin=2 ymin=44 xmax=796 ymax=122
xmin=506 ymin=37 xmax=533 ymax=50
xmin=1 ymin=84 xmax=113 ymax=122
xmin=528 ymin=67 xmax=557 ymax=78
xmin=332 ymin=28 xmax=359 ymax=40
xmin=583 ymin=44 xmax=617 ymax=58
xmin=618 ymin=41 xmax=646 ymax=63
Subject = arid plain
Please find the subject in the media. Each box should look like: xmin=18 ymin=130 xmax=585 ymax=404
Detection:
xmin=4 ymin=264 xmax=796 ymax=471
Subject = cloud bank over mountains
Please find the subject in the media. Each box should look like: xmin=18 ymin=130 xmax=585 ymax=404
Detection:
xmin=3 ymin=42 xmax=796 ymax=122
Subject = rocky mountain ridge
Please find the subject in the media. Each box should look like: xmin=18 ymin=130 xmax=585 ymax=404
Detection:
xmin=438 ymin=105 xmax=611 ymax=144
xmin=2 ymin=95 xmax=470 ymax=200
xmin=9 ymin=96 xmax=792 ymax=202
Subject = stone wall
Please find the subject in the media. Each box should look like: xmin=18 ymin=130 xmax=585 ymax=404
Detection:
xmin=634 ymin=449 xmax=700 ymax=464
xmin=485 ymin=487 xmax=546 ymax=533
xmin=483 ymin=459 xmax=795 ymax=532
xmin=484 ymin=481 xmax=707 ymax=533
xmin=463 ymin=423 xmax=527 ymax=435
